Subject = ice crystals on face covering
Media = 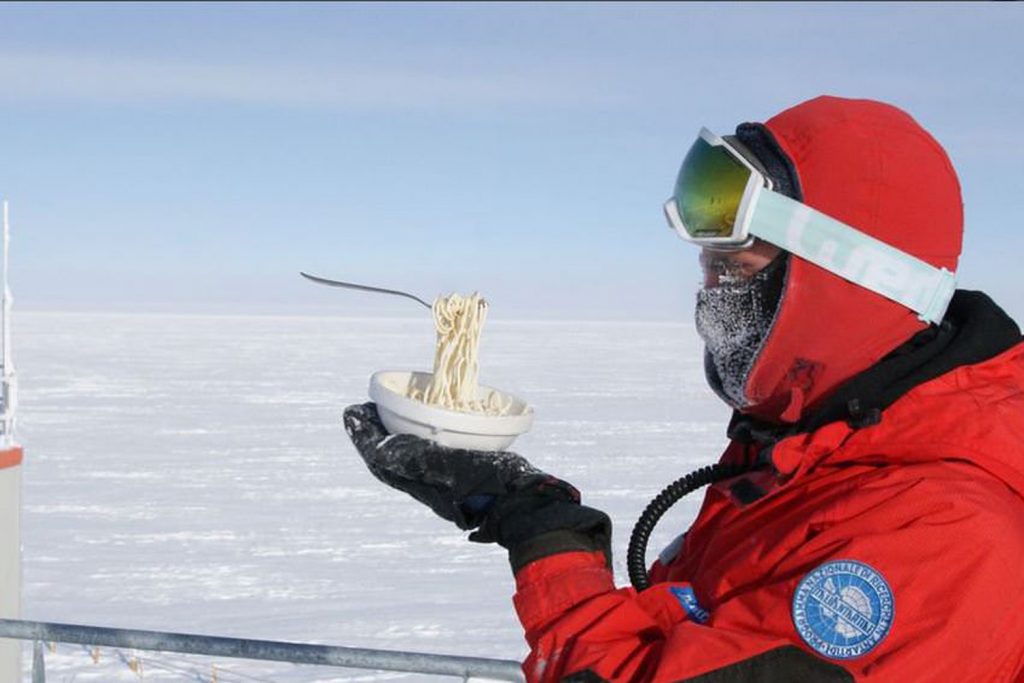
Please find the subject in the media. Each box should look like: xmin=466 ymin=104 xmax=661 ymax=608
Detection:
xmin=695 ymin=261 xmax=784 ymax=408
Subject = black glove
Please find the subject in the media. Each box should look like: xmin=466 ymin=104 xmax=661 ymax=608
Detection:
xmin=343 ymin=402 xmax=611 ymax=572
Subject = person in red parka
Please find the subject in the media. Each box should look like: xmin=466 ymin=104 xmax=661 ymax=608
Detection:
xmin=344 ymin=95 xmax=1024 ymax=682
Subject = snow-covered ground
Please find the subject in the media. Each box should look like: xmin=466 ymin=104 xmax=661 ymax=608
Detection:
xmin=14 ymin=312 xmax=733 ymax=682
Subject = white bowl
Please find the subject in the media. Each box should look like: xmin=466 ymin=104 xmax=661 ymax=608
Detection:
xmin=368 ymin=370 xmax=534 ymax=451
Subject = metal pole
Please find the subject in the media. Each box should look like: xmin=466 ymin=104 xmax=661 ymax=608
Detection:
xmin=0 ymin=619 xmax=525 ymax=681
xmin=31 ymin=640 xmax=44 ymax=683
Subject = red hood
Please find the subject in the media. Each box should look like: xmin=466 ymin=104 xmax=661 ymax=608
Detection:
xmin=742 ymin=96 xmax=963 ymax=423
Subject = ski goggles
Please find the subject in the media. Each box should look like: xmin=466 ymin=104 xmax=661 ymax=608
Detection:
xmin=663 ymin=127 xmax=958 ymax=324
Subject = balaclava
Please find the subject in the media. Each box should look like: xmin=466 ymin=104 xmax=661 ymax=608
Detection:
xmin=696 ymin=250 xmax=787 ymax=408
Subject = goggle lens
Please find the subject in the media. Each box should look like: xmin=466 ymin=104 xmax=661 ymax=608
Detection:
xmin=671 ymin=136 xmax=753 ymax=240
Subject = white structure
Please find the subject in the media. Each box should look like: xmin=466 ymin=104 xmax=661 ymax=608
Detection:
xmin=0 ymin=200 xmax=22 ymax=681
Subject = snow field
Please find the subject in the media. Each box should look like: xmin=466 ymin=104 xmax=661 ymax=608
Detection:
xmin=14 ymin=312 xmax=731 ymax=681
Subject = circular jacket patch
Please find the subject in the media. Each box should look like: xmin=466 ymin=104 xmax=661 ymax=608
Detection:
xmin=792 ymin=560 xmax=895 ymax=660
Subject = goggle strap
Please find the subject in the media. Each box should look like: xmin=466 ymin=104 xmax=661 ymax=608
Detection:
xmin=750 ymin=191 xmax=957 ymax=325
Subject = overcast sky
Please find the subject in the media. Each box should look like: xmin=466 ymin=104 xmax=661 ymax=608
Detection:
xmin=1 ymin=2 xmax=1021 ymax=321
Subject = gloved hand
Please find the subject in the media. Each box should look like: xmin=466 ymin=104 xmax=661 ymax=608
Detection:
xmin=343 ymin=402 xmax=611 ymax=571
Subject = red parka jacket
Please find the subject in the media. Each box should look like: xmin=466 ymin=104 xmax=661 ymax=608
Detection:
xmin=509 ymin=98 xmax=1024 ymax=681
xmin=512 ymin=299 xmax=1024 ymax=681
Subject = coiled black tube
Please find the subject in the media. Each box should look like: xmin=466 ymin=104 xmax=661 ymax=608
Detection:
xmin=627 ymin=462 xmax=748 ymax=591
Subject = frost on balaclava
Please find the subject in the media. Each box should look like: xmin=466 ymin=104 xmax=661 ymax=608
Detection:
xmin=695 ymin=253 xmax=788 ymax=409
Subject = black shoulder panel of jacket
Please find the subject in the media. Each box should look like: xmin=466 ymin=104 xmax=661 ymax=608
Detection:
xmin=680 ymin=646 xmax=852 ymax=683
xmin=563 ymin=671 xmax=607 ymax=683
xmin=559 ymin=646 xmax=852 ymax=683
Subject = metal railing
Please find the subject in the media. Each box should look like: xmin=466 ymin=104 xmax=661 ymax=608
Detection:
xmin=0 ymin=618 xmax=525 ymax=682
